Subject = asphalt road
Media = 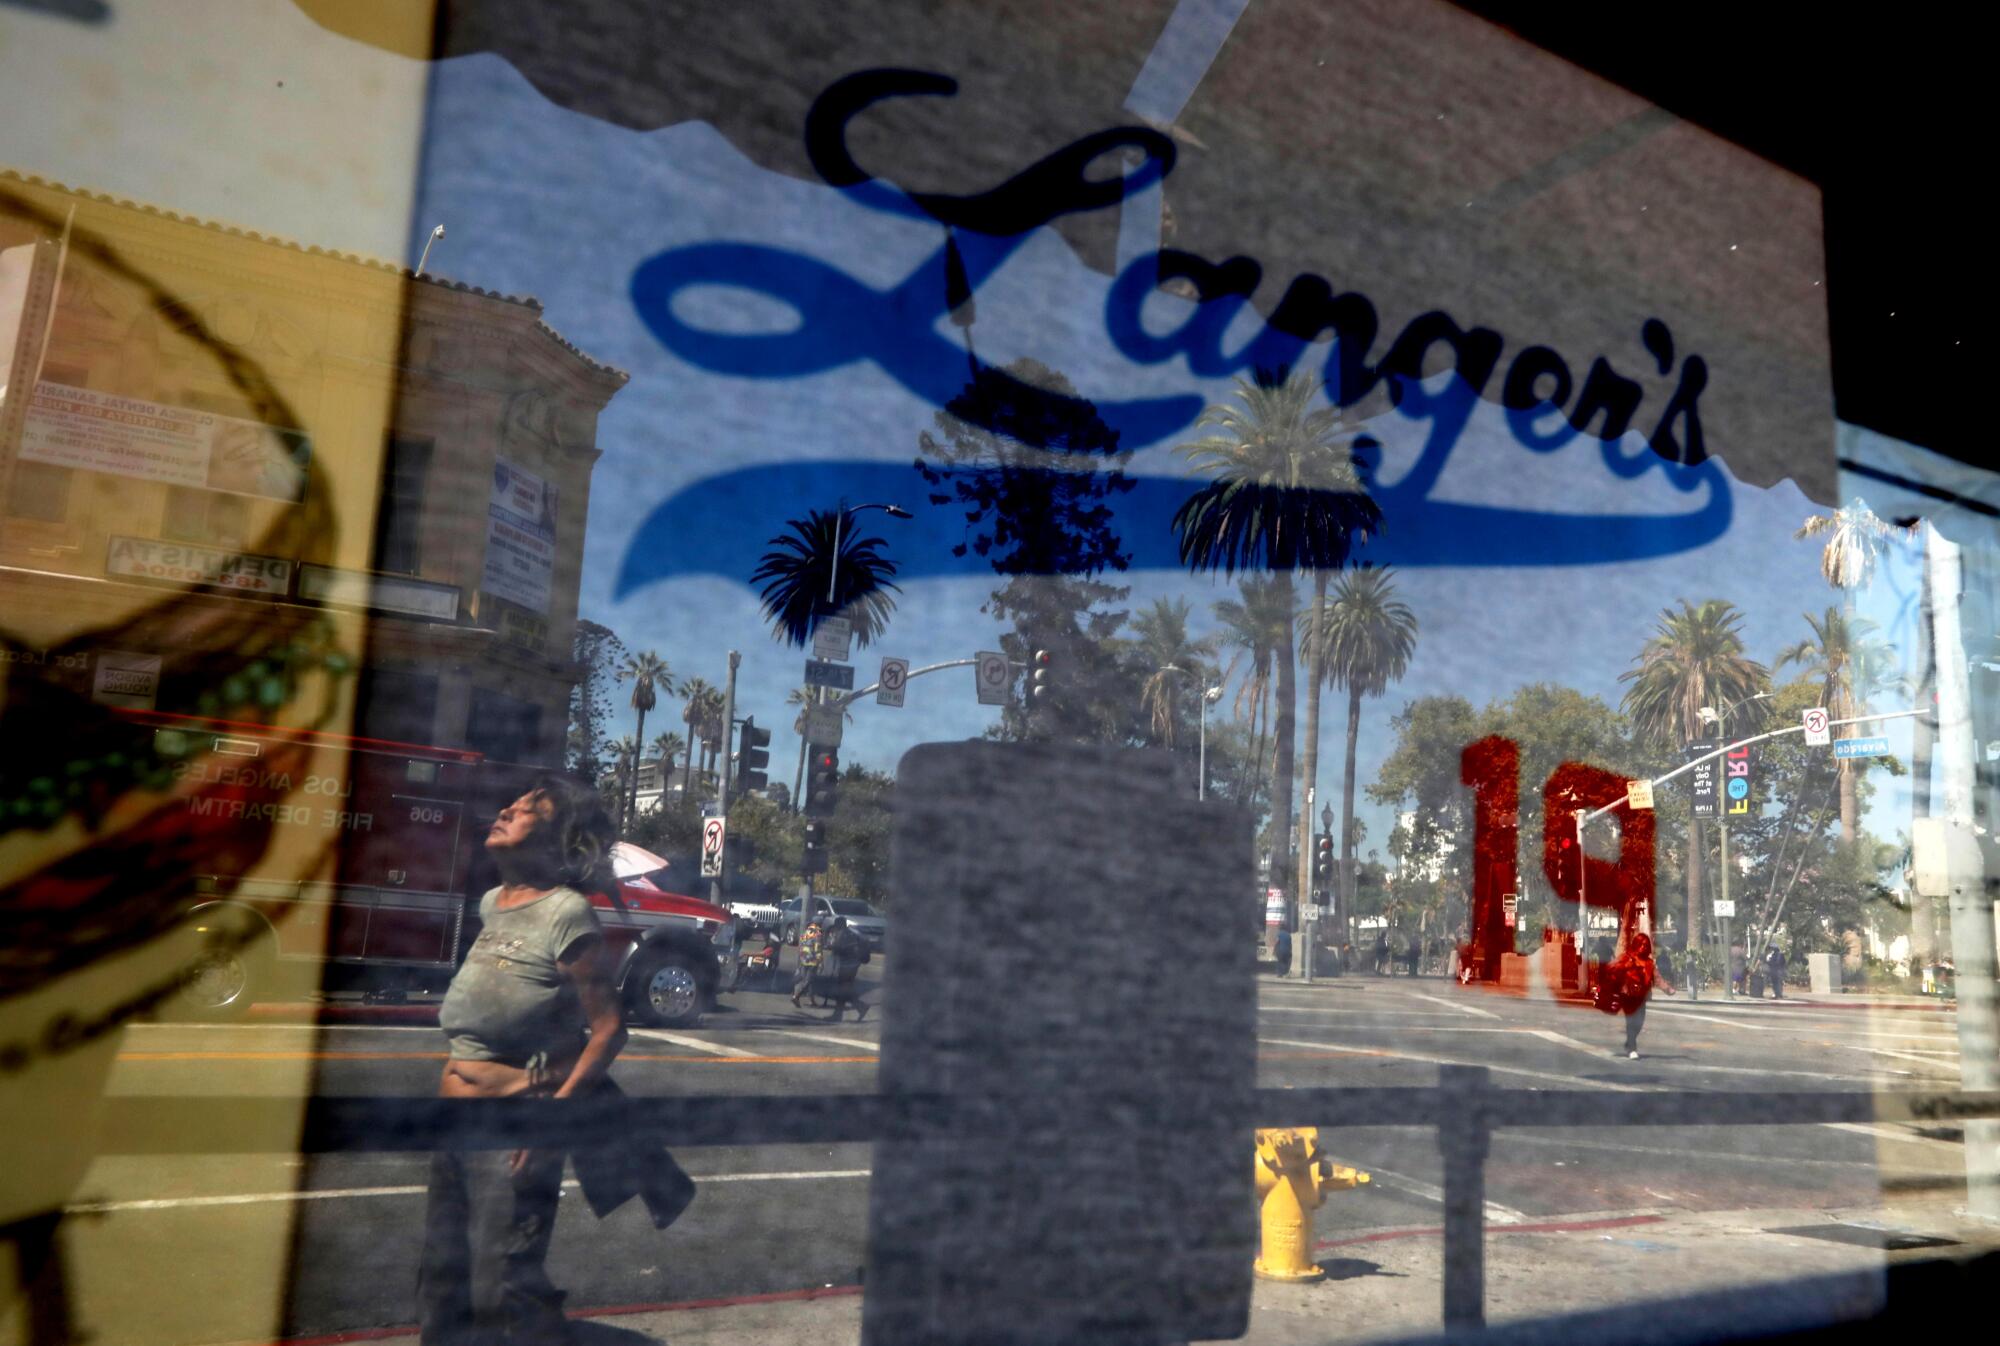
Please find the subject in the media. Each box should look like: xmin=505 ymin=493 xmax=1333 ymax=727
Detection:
xmin=52 ymin=963 xmax=1972 ymax=1346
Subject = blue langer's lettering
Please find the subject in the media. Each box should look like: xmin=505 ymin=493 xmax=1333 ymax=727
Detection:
xmin=621 ymin=68 xmax=1731 ymax=591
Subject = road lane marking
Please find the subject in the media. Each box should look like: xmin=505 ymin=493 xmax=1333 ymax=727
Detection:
xmin=66 ymin=1170 xmax=873 ymax=1215
xmin=1837 ymin=1043 xmax=1961 ymax=1071
xmin=756 ymin=1030 xmax=880 ymax=1052
xmin=1257 ymin=1037 xmax=1649 ymax=1092
xmin=1320 ymin=1156 xmax=1527 ymax=1225
xmin=1411 ymin=993 xmax=1500 ymax=1020
xmin=626 ymin=1030 xmax=761 ymax=1057
xmin=1526 ymin=1028 xmax=1617 ymax=1059
xmin=1648 ymin=1009 xmax=1781 ymax=1031
xmin=112 ymin=1050 xmax=874 ymax=1066
xmin=125 ymin=1022 xmax=443 ymax=1034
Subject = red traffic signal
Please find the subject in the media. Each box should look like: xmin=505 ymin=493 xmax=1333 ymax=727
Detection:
xmin=1031 ymin=648 xmax=1053 ymax=700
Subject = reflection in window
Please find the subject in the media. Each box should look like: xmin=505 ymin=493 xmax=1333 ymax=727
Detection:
xmin=161 ymin=486 xmax=247 ymax=548
xmin=4 ymin=459 xmax=70 ymax=521
xmin=372 ymin=435 xmax=432 ymax=576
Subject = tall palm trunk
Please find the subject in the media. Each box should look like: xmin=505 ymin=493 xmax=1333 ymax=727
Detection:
xmin=1246 ymin=687 xmax=1269 ymax=818
xmin=1686 ymin=818 xmax=1703 ymax=955
xmin=1836 ymin=761 xmax=1858 ymax=845
xmin=682 ymin=734 xmax=696 ymax=798
xmin=630 ymin=705 xmax=648 ymax=822
xmin=1268 ymin=573 xmax=1298 ymax=925
xmin=1338 ymin=680 xmax=1363 ymax=930
xmin=1296 ymin=570 xmax=1329 ymax=919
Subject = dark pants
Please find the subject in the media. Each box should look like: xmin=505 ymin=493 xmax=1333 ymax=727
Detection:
xmin=1622 ymin=1004 xmax=1646 ymax=1054
xmin=419 ymin=1147 xmax=568 ymax=1346
xmin=1768 ymin=970 xmax=1785 ymax=999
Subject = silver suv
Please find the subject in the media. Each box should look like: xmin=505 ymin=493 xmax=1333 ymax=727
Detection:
xmin=782 ymin=896 xmax=887 ymax=951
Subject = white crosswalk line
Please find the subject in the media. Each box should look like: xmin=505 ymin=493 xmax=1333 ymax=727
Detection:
xmin=67 ymin=1170 xmax=873 ymax=1215
xmin=628 ymin=1028 xmax=761 ymax=1057
xmin=1410 ymin=992 xmax=1500 ymax=1020
xmin=756 ymin=1029 xmax=880 ymax=1052
xmin=1320 ymin=1157 xmax=1527 ymax=1225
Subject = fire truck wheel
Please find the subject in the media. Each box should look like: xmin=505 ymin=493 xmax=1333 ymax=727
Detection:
xmin=630 ymin=949 xmax=704 ymax=1028
xmin=171 ymin=938 xmax=269 ymax=1022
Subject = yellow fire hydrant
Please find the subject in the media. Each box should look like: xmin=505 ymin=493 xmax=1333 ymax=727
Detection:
xmin=1254 ymin=1127 xmax=1369 ymax=1281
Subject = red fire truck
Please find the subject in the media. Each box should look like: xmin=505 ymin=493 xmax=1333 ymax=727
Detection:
xmin=111 ymin=709 xmax=738 ymax=1027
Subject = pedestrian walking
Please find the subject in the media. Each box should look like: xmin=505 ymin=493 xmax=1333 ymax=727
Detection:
xmin=823 ymin=916 xmax=870 ymax=1021
xmin=1764 ymin=943 xmax=1787 ymax=1000
xmin=1273 ymin=925 xmax=1292 ymax=977
xmin=1373 ymin=929 xmax=1389 ymax=976
xmin=420 ymin=776 xmax=627 ymax=1346
xmin=1593 ymin=931 xmax=1675 ymax=1059
xmin=791 ymin=908 xmax=827 ymax=1008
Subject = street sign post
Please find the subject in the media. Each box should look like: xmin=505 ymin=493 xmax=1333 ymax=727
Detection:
xmin=812 ymin=616 xmax=853 ymax=662
xmin=700 ymin=816 xmax=726 ymax=878
xmin=1833 ymin=736 xmax=1891 ymax=759
xmin=1626 ymin=779 xmax=1654 ymax=810
xmin=1688 ymin=740 xmax=1719 ymax=818
xmin=805 ymin=704 xmax=846 ymax=747
xmin=974 ymin=650 xmax=1010 ymax=705
xmin=1802 ymin=707 xmax=1831 ymax=746
xmin=878 ymin=656 xmax=909 ymax=708
xmin=805 ymin=658 xmax=855 ymax=690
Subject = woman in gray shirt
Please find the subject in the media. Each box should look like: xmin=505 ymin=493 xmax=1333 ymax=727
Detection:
xmin=419 ymin=775 xmax=626 ymax=1346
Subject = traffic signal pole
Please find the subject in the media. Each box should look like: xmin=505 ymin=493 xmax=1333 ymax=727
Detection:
xmin=712 ymin=650 xmax=738 ymax=908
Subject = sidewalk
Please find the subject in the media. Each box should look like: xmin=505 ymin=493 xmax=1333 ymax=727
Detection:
xmin=329 ymin=1193 xmax=1996 ymax=1346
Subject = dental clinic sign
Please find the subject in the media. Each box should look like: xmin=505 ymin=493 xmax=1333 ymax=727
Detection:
xmin=481 ymin=459 xmax=558 ymax=613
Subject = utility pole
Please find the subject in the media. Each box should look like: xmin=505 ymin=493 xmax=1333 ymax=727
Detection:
xmin=712 ymin=650 xmax=738 ymax=909
xmin=1926 ymin=526 xmax=1999 ymax=1220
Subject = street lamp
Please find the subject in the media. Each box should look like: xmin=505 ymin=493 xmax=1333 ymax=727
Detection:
xmin=1200 ymin=685 xmax=1223 ymax=802
xmin=1697 ymin=691 xmax=1772 ymax=999
xmin=826 ymin=501 xmax=911 ymax=606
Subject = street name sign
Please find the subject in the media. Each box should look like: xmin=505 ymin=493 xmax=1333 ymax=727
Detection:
xmin=700 ymin=816 xmax=726 ymax=878
xmin=1802 ymin=707 xmax=1830 ymax=746
xmin=1712 ymin=899 xmax=1736 ymax=918
xmin=805 ymin=704 xmax=846 ymax=747
xmin=878 ymin=656 xmax=909 ymax=708
xmin=1833 ymin=736 xmax=1890 ymax=759
xmin=1688 ymin=740 xmax=1719 ymax=818
xmin=812 ymin=616 xmax=853 ymax=662
xmin=974 ymin=650 xmax=1011 ymax=705
xmin=1626 ymin=778 xmax=1654 ymax=810
xmin=805 ymin=658 xmax=855 ymax=690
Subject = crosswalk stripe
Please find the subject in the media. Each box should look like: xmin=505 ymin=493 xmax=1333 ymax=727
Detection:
xmin=628 ymin=1029 xmax=761 ymax=1058
xmin=66 ymin=1170 xmax=874 ymax=1215
xmin=756 ymin=1029 xmax=880 ymax=1052
xmin=1410 ymin=992 xmax=1500 ymax=1020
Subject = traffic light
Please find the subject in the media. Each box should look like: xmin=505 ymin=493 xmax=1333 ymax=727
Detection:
xmin=1314 ymin=833 xmax=1334 ymax=882
xmin=802 ymin=819 xmax=828 ymax=874
xmin=1031 ymin=648 xmax=1053 ymax=700
xmin=735 ymin=717 xmax=771 ymax=793
xmin=806 ymin=745 xmax=840 ymax=817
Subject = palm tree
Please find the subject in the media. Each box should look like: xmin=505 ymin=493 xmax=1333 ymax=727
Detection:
xmin=1303 ymin=566 xmax=1417 ymax=936
xmin=617 ymin=651 xmax=673 ymax=823
xmin=650 ymin=731 xmax=685 ymax=802
xmin=1619 ymin=599 xmax=1769 ymax=940
xmin=751 ymin=508 xmax=902 ymax=649
xmin=1129 ymin=597 xmax=1216 ymax=748
xmin=1212 ymin=576 xmax=1295 ymax=819
xmin=608 ymin=735 xmax=640 ymax=826
xmin=678 ymin=676 xmax=715 ymax=797
xmin=1173 ymin=369 xmax=1381 ymax=907
xmin=1777 ymin=607 xmax=1902 ymax=844
xmin=694 ymin=685 xmax=727 ymax=777
xmin=1795 ymin=498 xmax=1913 ymax=591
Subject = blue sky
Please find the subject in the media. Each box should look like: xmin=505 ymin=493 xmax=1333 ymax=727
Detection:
xmin=6 ymin=2 xmax=1927 ymax=866
xmin=404 ymin=52 xmax=1861 ymax=855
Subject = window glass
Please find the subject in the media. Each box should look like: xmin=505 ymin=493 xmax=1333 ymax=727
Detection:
xmin=0 ymin=6 xmax=1989 ymax=1346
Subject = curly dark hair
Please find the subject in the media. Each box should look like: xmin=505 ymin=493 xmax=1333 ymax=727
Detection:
xmin=519 ymin=773 xmax=617 ymax=896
